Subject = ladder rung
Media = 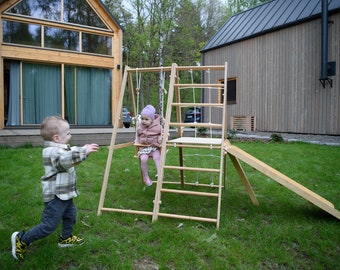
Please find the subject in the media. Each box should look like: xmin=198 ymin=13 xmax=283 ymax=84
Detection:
xmin=168 ymin=137 xmax=222 ymax=145
xmin=166 ymin=143 xmax=221 ymax=149
xmin=174 ymin=83 xmax=223 ymax=88
xmin=171 ymin=102 xmax=224 ymax=107
xmin=161 ymin=188 xmax=219 ymax=197
xmin=157 ymin=212 xmax=218 ymax=223
xmin=159 ymin=181 xmax=224 ymax=188
xmin=170 ymin=122 xmax=223 ymax=128
xmin=100 ymin=207 xmax=153 ymax=216
xmin=164 ymin=165 xmax=220 ymax=173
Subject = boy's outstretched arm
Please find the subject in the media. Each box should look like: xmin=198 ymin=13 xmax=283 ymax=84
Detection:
xmin=84 ymin=144 xmax=99 ymax=156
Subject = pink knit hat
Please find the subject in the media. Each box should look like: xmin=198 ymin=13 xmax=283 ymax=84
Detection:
xmin=141 ymin=105 xmax=155 ymax=119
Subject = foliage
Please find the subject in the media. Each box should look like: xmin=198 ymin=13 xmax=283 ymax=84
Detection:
xmin=104 ymin=0 xmax=269 ymax=110
xmin=270 ymin=133 xmax=284 ymax=143
xmin=197 ymin=126 xmax=207 ymax=136
xmin=0 ymin=142 xmax=339 ymax=269
xmin=227 ymin=128 xmax=238 ymax=140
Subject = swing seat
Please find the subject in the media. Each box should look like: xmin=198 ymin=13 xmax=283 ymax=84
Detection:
xmin=133 ymin=143 xmax=162 ymax=158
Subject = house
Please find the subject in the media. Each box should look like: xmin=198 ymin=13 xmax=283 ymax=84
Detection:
xmin=201 ymin=0 xmax=340 ymax=135
xmin=0 ymin=0 xmax=122 ymax=129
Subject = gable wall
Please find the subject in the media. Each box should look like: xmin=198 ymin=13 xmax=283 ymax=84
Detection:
xmin=203 ymin=13 xmax=340 ymax=135
xmin=0 ymin=0 xmax=122 ymax=129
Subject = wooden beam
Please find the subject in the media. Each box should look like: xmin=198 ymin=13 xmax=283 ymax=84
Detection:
xmin=1 ymin=45 xmax=115 ymax=68
xmin=228 ymin=153 xmax=259 ymax=205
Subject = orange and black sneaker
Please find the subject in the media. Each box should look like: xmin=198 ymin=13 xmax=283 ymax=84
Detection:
xmin=58 ymin=235 xmax=84 ymax=248
xmin=11 ymin=231 xmax=28 ymax=260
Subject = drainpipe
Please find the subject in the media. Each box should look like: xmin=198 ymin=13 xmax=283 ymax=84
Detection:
xmin=319 ymin=0 xmax=332 ymax=88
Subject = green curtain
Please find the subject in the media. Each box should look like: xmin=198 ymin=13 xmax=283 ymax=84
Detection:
xmin=22 ymin=63 xmax=61 ymax=124
xmin=18 ymin=63 xmax=110 ymax=126
xmin=6 ymin=61 xmax=20 ymax=126
xmin=64 ymin=65 xmax=76 ymax=124
xmin=76 ymin=67 xmax=111 ymax=125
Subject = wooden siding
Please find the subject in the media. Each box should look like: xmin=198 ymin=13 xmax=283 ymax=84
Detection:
xmin=203 ymin=13 xmax=340 ymax=135
xmin=0 ymin=0 xmax=123 ymax=129
xmin=1 ymin=45 xmax=117 ymax=68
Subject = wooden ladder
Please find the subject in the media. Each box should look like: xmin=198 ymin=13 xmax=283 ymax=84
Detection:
xmin=152 ymin=63 xmax=228 ymax=229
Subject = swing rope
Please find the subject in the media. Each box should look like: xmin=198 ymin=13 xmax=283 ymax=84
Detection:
xmin=159 ymin=67 xmax=166 ymax=126
xmin=135 ymin=68 xmax=142 ymax=126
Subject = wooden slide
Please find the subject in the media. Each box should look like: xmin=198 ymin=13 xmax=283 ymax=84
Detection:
xmin=223 ymin=140 xmax=340 ymax=220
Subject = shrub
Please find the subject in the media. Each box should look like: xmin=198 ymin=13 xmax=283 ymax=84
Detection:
xmin=270 ymin=133 xmax=284 ymax=143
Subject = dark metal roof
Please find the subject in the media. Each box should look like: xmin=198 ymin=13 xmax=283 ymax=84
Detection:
xmin=202 ymin=0 xmax=340 ymax=52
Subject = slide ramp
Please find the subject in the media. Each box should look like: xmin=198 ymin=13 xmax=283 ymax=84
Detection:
xmin=224 ymin=141 xmax=340 ymax=220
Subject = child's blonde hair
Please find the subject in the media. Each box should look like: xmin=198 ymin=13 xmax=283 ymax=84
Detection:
xmin=40 ymin=116 xmax=68 ymax=141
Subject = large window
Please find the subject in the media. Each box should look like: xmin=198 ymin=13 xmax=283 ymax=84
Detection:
xmin=5 ymin=60 xmax=112 ymax=126
xmin=64 ymin=66 xmax=112 ymax=125
xmin=22 ymin=63 xmax=62 ymax=124
xmin=2 ymin=21 xmax=41 ymax=46
xmin=44 ymin=26 xmax=79 ymax=51
xmin=82 ymin=33 xmax=112 ymax=55
xmin=2 ymin=0 xmax=112 ymax=55
xmin=7 ymin=0 xmax=107 ymax=29
xmin=219 ymin=78 xmax=237 ymax=105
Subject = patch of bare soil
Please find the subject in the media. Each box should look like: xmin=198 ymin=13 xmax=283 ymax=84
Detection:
xmin=133 ymin=258 xmax=159 ymax=270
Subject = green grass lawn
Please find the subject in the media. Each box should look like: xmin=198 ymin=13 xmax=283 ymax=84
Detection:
xmin=0 ymin=141 xmax=339 ymax=269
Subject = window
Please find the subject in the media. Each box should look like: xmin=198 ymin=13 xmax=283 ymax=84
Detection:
xmin=2 ymin=21 xmax=41 ymax=47
xmin=5 ymin=60 xmax=112 ymax=126
xmin=218 ymin=78 xmax=237 ymax=105
xmin=64 ymin=0 xmax=107 ymax=29
xmin=3 ymin=0 xmax=112 ymax=56
xmin=7 ymin=0 xmax=61 ymax=21
xmin=7 ymin=0 xmax=107 ymax=29
xmin=44 ymin=26 xmax=79 ymax=51
xmin=82 ymin=33 xmax=111 ymax=55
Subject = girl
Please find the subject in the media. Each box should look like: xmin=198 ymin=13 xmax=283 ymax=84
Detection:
xmin=135 ymin=105 xmax=162 ymax=186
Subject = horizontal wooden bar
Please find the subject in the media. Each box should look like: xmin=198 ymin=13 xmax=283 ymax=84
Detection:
xmin=171 ymin=102 xmax=224 ymax=107
xmin=158 ymin=181 xmax=224 ymax=188
xmin=168 ymin=137 xmax=222 ymax=145
xmin=166 ymin=143 xmax=221 ymax=149
xmin=170 ymin=122 xmax=223 ymax=128
xmin=1 ymin=45 xmax=115 ymax=68
xmin=157 ymin=212 xmax=218 ymax=223
xmin=176 ymin=65 xmax=225 ymax=71
xmin=125 ymin=65 xmax=225 ymax=73
xmin=174 ymin=83 xmax=223 ymax=88
xmin=126 ymin=66 xmax=172 ymax=72
xmin=164 ymin=165 xmax=220 ymax=173
xmin=111 ymin=141 xmax=134 ymax=150
xmin=161 ymin=188 xmax=219 ymax=197
xmin=100 ymin=207 xmax=153 ymax=216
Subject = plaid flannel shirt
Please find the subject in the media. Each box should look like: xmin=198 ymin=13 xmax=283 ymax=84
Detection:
xmin=41 ymin=141 xmax=87 ymax=202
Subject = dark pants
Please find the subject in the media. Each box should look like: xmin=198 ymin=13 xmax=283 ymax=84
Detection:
xmin=22 ymin=197 xmax=76 ymax=244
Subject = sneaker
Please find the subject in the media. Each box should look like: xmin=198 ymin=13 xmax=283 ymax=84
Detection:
xmin=58 ymin=235 xmax=84 ymax=248
xmin=11 ymin=231 xmax=28 ymax=260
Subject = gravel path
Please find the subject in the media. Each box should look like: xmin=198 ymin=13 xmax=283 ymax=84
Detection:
xmin=234 ymin=131 xmax=340 ymax=146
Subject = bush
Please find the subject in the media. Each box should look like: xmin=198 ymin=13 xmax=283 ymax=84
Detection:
xmin=270 ymin=133 xmax=284 ymax=143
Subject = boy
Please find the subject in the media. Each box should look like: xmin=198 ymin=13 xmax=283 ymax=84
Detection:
xmin=11 ymin=116 xmax=99 ymax=260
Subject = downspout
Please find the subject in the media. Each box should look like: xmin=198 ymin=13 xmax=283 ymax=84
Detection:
xmin=201 ymin=53 xmax=205 ymax=121
xmin=319 ymin=0 xmax=332 ymax=88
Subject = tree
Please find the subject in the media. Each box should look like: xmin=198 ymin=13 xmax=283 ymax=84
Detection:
xmin=103 ymin=0 xmax=269 ymax=109
xmin=227 ymin=0 xmax=268 ymax=14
